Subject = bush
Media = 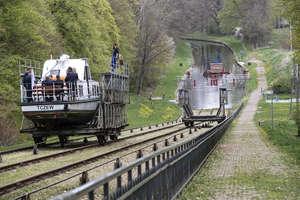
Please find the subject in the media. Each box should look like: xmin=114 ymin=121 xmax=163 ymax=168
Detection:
xmin=271 ymin=76 xmax=291 ymax=94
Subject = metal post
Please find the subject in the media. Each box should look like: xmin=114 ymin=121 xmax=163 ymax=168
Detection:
xmin=83 ymin=137 xmax=88 ymax=143
xmin=165 ymin=139 xmax=169 ymax=146
xmin=153 ymin=143 xmax=158 ymax=151
xmin=289 ymin=23 xmax=294 ymax=119
xmin=136 ymin=150 xmax=143 ymax=159
xmin=33 ymin=144 xmax=38 ymax=155
xmin=103 ymin=183 xmax=109 ymax=199
xmin=173 ymin=135 xmax=177 ymax=141
xmin=271 ymin=93 xmax=274 ymax=130
xmin=80 ymin=171 xmax=89 ymax=185
xmin=157 ymin=155 xmax=161 ymax=164
xmin=127 ymin=169 xmax=132 ymax=183
xmin=21 ymin=194 xmax=30 ymax=200
xmin=114 ymin=158 xmax=122 ymax=190
xmin=145 ymin=160 xmax=149 ymax=172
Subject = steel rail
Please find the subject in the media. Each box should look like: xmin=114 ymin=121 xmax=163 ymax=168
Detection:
xmin=13 ymin=122 xmax=205 ymax=200
xmin=0 ymin=118 xmax=180 ymax=156
xmin=0 ymin=122 xmax=192 ymax=195
xmin=0 ymin=136 xmax=95 ymax=156
xmin=0 ymin=121 xmax=182 ymax=174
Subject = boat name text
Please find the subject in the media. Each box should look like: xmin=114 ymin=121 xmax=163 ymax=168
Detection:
xmin=37 ymin=105 xmax=54 ymax=111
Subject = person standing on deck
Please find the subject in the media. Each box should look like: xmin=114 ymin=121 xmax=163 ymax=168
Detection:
xmin=22 ymin=69 xmax=33 ymax=103
xmin=72 ymin=68 xmax=78 ymax=96
xmin=65 ymin=67 xmax=74 ymax=100
xmin=111 ymin=43 xmax=119 ymax=72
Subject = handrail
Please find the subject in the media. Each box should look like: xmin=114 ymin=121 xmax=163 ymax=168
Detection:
xmin=51 ymin=103 xmax=243 ymax=200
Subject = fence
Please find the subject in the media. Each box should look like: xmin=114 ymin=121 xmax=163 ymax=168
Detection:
xmin=51 ymin=103 xmax=243 ymax=200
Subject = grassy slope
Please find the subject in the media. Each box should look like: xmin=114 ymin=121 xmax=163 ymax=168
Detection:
xmin=253 ymin=49 xmax=291 ymax=89
xmin=126 ymin=40 xmax=191 ymax=128
xmin=255 ymin=100 xmax=300 ymax=166
xmin=250 ymin=30 xmax=300 ymax=167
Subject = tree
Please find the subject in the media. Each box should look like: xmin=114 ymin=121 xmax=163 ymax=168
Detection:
xmin=109 ymin=0 xmax=138 ymax=63
xmin=49 ymin=0 xmax=120 ymax=73
xmin=134 ymin=0 xmax=175 ymax=94
xmin=220 ymin=0 xmax=273 ymax=47
xmin=277 ymin=0 xmax=300 ymax=136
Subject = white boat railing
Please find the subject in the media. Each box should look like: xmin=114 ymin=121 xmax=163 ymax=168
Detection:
xmin=21 ymin=81 xmax=100 ymax=103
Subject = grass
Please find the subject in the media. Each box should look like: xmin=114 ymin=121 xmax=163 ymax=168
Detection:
xmin=153 ymin=40 xmax=191 ymax=98
xmin=254 ymin=100 xmax=300 ymax=166
xmin=253 ymin=48 xmax=291 ymax=88
xmin=247 ymin=62 xmax=258 ymax=93
xmin=126 ymin=95 xmax=181 ymax=128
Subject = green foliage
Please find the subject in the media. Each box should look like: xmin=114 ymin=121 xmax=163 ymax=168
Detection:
xmin=109 ymin=0 xmax=138 ymax=62
xmin=153 ymin=40 xmax=191 ymax=98
xmin=255 ymin=48 xmax=292 ymax=89
xmin=219 ymin=0 xmax=273 ymax=46
xmin=218 ymin=0 xmax=240 ymax=34
xmin=49 ymin=0 xmax=120 ymax=73
xmin=0 ymin=0 xmax=65 ymax=59
xmin=271 ymin=75 xmax=291 ymax=94
xmin=277 ymin=0 xmax=300 ymax=64
xmin=271 ymin=29 xmax=290 ymax=49
xmin=0 ymin=0 xmax=136 ymax=145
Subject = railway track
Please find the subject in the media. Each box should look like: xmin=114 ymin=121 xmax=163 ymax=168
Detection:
xmin=10 ymin=122 xmax=213 ymax=200
xmin=0 ymin=135 xmax=95 ymax=156
xmin=0 ymin=121 xmax=200 ymax=196
xmin=0 ymin=121 xmax=181 ymax=173
xmin=0 ymin=120 xmax=179 ymax=157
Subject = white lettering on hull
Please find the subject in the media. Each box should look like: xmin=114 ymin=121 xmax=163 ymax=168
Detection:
xmin=22 ymin=105 xmax=64 ymax=112
xmin=37 ymin=105 xmax=54 ymax=111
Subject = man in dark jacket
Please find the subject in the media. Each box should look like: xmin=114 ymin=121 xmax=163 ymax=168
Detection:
xmin=65 ymin=67 xmax=78 ymax=100
xmin=55 ymin=74 xmax=64 ymax=101
xmin=42 ymin=75 xmax=54 ymax=102
xmin=22 ymin=70 xmax=32 ymax=103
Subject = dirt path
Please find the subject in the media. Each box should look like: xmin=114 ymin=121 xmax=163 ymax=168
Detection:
xmin=181 ymin=60 xmax=300 ymax=199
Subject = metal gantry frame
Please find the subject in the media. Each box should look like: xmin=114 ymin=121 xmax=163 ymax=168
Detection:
xmin=93 ymin=63 xmax=130 ymax=132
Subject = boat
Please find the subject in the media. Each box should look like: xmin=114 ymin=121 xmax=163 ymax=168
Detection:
xmin=19 ymin=54 xmax=129 ymax=145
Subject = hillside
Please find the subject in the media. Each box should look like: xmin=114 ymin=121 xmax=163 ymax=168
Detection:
xmin=0 ymin=0 xmax=137 ymax=145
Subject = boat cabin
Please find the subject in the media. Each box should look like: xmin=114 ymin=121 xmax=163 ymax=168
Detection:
xmin=20 ymin=54 xmax=100 ymax=103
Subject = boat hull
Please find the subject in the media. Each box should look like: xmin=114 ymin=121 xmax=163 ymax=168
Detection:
xmin=21 ymin=100 xmax=99 ymax=129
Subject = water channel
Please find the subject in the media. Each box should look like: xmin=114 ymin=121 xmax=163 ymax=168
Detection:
xmin=188 ymin=41 xmax=248 ymax=110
